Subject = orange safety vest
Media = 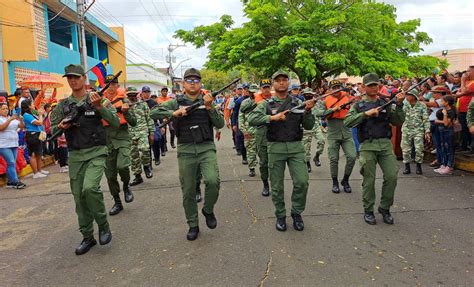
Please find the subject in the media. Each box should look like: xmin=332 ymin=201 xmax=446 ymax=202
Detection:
xmin=102 ymin=91 xmax=128 ymax=126
xmin=325 ymin=92 xmax=351 ymax=119
xmin=254 ymin=91 xmax=272 ymax=103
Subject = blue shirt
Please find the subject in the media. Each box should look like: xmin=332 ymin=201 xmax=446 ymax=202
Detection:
xmin=23 ymin=113 xmax=44 ymax=132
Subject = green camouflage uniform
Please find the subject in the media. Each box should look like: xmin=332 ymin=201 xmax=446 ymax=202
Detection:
xmin=313 ymin=116 xmax=326 ymax=156
xmin=129 ymin=101 xmax=154 ymax=176
xmin=401 ymin=101 xmax=430 ymax=164
xmin=239 ymin=97 xmax=258 ymax=169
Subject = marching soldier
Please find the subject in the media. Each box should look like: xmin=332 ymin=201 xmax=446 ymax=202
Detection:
xmin=103 ymin=77 xmax=137 ymax=216
xmin=301 ymin=88 xmax=316 ymax=172
xmin=239 ymin=84 xmax=260 ymax=177
xmin=129 ymin=87 xmax=154 ymax=186
xmin=50 ymin=64 xmax=119 ymax=255
xmin=312 ymin=112 xmax=326 ymax=167
xmin=344 ymin=73 xmax=405 ymax=225
xmin=254 ymin=79 xmax=273 ymax=196
xmin=150 ymin=68 xmax=224 ymax=241
xmin=314 ymin=80 xmax=356 ymax=194
xmin=401 ymin=90 xmax=430 ymax=175
xmin=248 ymin=70 xmax=315 ymax=232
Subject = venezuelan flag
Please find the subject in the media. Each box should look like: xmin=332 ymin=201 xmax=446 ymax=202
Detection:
xmin=91 ymin=58 xmax=108 ymax=87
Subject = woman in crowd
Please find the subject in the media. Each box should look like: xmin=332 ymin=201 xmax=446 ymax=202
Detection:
xmin=0 ymin=101 xmax=26 ymax=189
xmin=434 ymin=95 xmax=457 ymax=175
xmin=21 ymin=99 xmax=48 ymax=179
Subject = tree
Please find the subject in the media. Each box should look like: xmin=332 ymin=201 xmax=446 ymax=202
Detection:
xmin=175 ymin=0 xmax=444 ymax=84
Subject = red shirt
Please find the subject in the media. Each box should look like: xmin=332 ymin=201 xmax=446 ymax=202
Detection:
xmin=458 ymin=80 xmax=474 ymax=112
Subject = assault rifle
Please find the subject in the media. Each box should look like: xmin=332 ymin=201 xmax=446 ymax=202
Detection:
xmin=48 ymin=71 xmax=122 ymax=141
xmin=158 ymin=77 xmax=242 ymax=128
xmin=290 ymin=88 xmax=349 ymax=113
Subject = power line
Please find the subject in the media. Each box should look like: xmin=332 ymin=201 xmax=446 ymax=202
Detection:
xmin=138 ymin=0 xmax=172 ymax=43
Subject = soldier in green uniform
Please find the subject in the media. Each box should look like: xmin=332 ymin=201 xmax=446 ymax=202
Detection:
xmin=50 ymin=64 xmax=119 ymax=255
xmin=301 ymin=88 xmax=316 ymax=172
xmin=312 ymin=113 xmax=326 ymax=167
xmin=239 ymin=84 xmax=260 ymax=177
xmin=129 ymin=89 xmax=155 ymax=186
xmin=104 ymin=83 xmax=137 ymax=216
xmin=248 ymin=70 xmax=315 ymax=232
xmin=344 ymin=73 xmax=405 ymax=225
xmin=150 ymin=68 xmax=224 ymax=241
xmin=401 ymin=90 xmax=430 ymax=175
xmin=314 ymin=80 xmax=356 ymax=194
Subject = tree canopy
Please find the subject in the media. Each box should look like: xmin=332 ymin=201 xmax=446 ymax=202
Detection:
xmin=175 ymin=0 xmax=445 ymax=83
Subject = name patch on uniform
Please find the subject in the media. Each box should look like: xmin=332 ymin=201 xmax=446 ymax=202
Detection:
xmin=84 ymin=111 xmax=96 ymax=116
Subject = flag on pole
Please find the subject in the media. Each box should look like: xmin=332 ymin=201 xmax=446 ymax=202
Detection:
xmin=91 ymin=58 xmax=108 ymax=87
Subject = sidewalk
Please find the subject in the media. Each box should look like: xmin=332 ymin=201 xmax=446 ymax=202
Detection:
xmin=0 ymin=155 xmax=55 ymax=186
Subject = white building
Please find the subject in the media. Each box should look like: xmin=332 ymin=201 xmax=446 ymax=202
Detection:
xmin=126 ymin=64 xmax=170 ymax=95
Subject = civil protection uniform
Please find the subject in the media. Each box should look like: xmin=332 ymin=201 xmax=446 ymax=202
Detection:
xmin=50 ymin=92 xmax=120 ymax=239
xmin=104 ymin=87 xmax=137 ymax=213
xmin=248 ymin=95 xmax=315 ymax=219
xmin=150 ymin=94 xmax=225 ymax=228
xmin=344 ymin=75 xmax=405 ymax=220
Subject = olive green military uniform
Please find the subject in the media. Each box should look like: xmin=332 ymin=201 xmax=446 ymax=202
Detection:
xmin=344 ymin=98 xmax=405 ymax=212
xmin=239 ymin=97 xmax=258 ymax=170
xmin=50 ymin=94 xmax=120 ymax=238
xmin=104 ymin=97 xmax=137 ymax=197
xmin=248 ymin=96 xmax=315 ymax=218
xmin=314 ymin=100 xmax=356 ymax=179
xmin=150 ymin=94 xmax=225 ymax=228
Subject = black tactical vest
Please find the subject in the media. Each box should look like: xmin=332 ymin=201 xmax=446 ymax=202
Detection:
xmin=266 ymin=97 xmax=304 ymax=142
xmin=355 ymin=99 xmax=392 ymax=143
xmin=62 ymin=96 xmax=107 ymax=151
xmin=174 ymin=95 xmax=214 ymax=144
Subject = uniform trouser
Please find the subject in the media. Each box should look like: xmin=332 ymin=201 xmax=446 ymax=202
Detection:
xmin=401 ymin=132 xmax=424 ymax=164
xmin=178 ymin=150 xmax=220 ymax=227
xmin=244 ymin=132 xmax=257 ymax=169
xmin=69 ymin=155 xmax=109 ymax=238
xmin=236 ymin=129 xmax=247 ymax=158
xmin=352 ymin=128 xmax=360 ymax=153
xmin=256 ymin=130 xmax=268 ymax=182
xmin=314 ymin=127 xmax=325 ymax=156
xmin=327 ymin=138 xmax=357 ymax=178
xmin=105 ymin=147 xmax=131 ymax=197
xmin=268 ymin=152 xmax=309 ymax=218
xmin=131 ymin=136 xmax=151 ymax=176
xmin=302 ymin=131 xmax=313 ymax=162
xmin=359 ymin=148 xmax=398 ymax=212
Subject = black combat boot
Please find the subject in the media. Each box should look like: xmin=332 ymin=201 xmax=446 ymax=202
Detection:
xmin=75 ymin=237 xmax=97 ymax=255
xmin=275 ymin=217 xmax=287 ymax=231
xmin=202 ymin=209 xmax=217 ymax=229
xmin=98 ymin=225 xmax=112 ymax=245
xmin=249 ymin=168 xmax=256 ymax=177
xmin=291 ymin=213 xmax=304 ymax=231
xmin=364 ymin=211 xmax=376 ymax=225
xmin=187 ymin=226 xmax=199 ymax=241
xmin=403 ymin=163 xmax=411 ymax=174
xmin=340 ymin=174 xmax=352 ymax=193
xmin=313 ymin=153 xmax=321 ymax=167
xmin=109 ymin=195 xmax=123 ymax=216
xmin=242 ymin=157 xmax=248 ymax=165
xmin=332 ymin=177 xmax=340 ymax=193
xmin=124 ymin=185 xmax=134 ymax=203
xmin=129 ymin=174 xmax=143 ymax=186
xmin=416 ymin=163 xmax=423 ymax=175
xmin=378 ymin=207 xmax=394 ymax=225
xmin=261 ymin=180 xmax=270 ymax=197
xmin=306 ymin=161 xmax=312 ymax=173
xmin=144 ymin=165 xmax=153 ymax=179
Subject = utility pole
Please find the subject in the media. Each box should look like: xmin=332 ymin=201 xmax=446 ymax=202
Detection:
xmin=166 ymin=44 xmax=186 ymax=77
xmin=77 ymin=0 xmax=89 ymax=82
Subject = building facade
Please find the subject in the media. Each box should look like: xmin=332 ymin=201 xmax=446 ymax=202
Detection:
xmin=430 ymin=49 xmax=474 ymax=72
xmin=0 ymin=0 xmax=127 ymax=98
xmin=126 ymin=64 xmax=170 ymax=95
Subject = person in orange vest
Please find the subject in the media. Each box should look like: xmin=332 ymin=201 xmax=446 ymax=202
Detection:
xmin=314 ymin=79 xmax=356 ymax=194
xmin=103 ymin=75 xmax=137 ymax=216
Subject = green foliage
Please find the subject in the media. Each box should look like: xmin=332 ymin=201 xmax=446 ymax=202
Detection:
xmin=175 ymin=0 xmax=444 ymax=82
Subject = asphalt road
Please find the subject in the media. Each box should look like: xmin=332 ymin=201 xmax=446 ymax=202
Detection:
xmin=1 ymin=129 xmax=473 ymax=286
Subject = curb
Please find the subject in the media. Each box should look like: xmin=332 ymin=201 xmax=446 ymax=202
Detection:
xmin=0 ymin=156 xmax=56 ymax=186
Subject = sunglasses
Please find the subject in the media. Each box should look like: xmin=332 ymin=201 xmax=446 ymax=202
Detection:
xmin=185 ymin=79 xmax=201 ymax=84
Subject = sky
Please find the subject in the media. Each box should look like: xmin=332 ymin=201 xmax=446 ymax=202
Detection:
xmin=90 ymin=0 xmax=474 ymax=76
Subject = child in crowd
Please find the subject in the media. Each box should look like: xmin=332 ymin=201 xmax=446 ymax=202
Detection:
xmin=434 ymin=95 xmax=457 ymax=175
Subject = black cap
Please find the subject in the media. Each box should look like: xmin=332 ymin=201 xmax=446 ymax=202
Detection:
xmin=183 ymin=68 xmax=201 ymax=79
xmin=161 ymin=87 xmax=169 ymax=91
xmin=260 ymin=78 xmax=271 ymax=87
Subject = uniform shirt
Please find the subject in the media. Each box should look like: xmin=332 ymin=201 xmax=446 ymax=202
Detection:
xmin=104 ymin=97 xmax=137 ymax=149
xmin=0 ymin=116 xmax=20 ymax=148
xmin=150 ymin=94 xmax=225 ymax=155
xmin=402 ymin=101 xmax=430 ymax=134
xmin=313 ymin=96 xmax=352 ymax=140
xmin=50 ymin=93 xmax=119 ymax=163
xmin=238 ymin=97 xmax=257 ymax=135
xmin=344 ymin=97 xmax=405 ymax=152
xmin=129 ymin=101 xmax=154 ymax=139
xmin=467 ymin=99 xmax=474 ymax=128
xmin=247 ymin=95 xmax=315 ymax=154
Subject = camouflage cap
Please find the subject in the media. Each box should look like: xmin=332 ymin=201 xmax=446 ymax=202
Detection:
xmin=183 ymin=68 xmax=201 ymax=79
xmin=249 ymin=84 xmax=259 ymax=93
xmin=63 ymin=64 xmax=85 ymax=77
xmin=302 ymin=87 xmax=315 ymax=95
xmin=362 ymin=73 xmax=380 ymax=86
xmin=260 ymin=78 xmax=272 ymax=87
xmin=406 ymin=89 xmax=419 ymax=98
xmin=125 ymin=86 xmax=139 ymax=96
xmin=272 ymin=70 xmax=289 ymax=80
xmin=329 ymin=79 xmax=343 ymax=88
xmin=105 ymin=74 xmax=119 ymax=84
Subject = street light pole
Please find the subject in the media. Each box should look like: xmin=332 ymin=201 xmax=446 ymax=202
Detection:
xmin=77 ymin=0 xmax=88 ymax=82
